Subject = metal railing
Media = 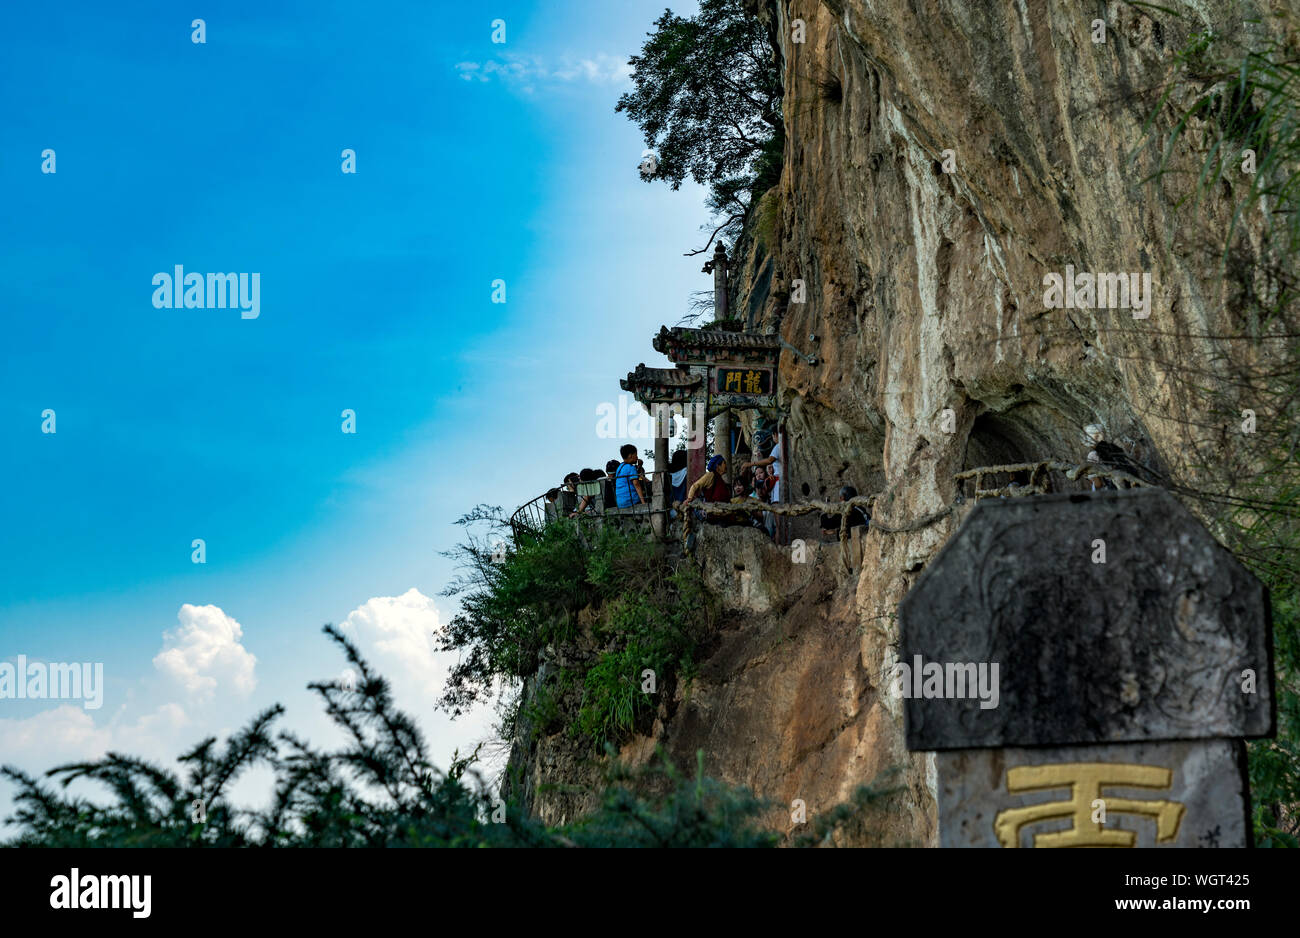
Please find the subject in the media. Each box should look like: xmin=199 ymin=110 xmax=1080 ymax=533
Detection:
xmin=509 ymin=470 xmax=680 ymax=546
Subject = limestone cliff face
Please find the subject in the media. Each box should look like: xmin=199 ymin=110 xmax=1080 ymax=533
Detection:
xmin=512 ymin=0 xmax=1289 ymax=844
xmin=510 ymin=527 xmax=929 ymax=845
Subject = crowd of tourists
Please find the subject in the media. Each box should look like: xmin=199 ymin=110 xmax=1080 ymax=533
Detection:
xmin=542 ymin=443 xmax=652 ymax=521
xmin=528 ymin=433 xmax=878 ymax=551
xmin=677 ymin=429 xmax=781 ymax=536
xmin=540 ymin=429 xmax=788 ymax=528
xmin=537 ymin=426 xmax=868 ymax=543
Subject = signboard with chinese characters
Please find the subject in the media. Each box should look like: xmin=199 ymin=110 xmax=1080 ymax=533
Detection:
xmin=899 ymin=489 xmax=1273 ymax=848
xmin=936 ymin=740 xmax=1250 ymax=848
xmin=711 ymin=365 xmax=775 ymax=408
xmin=899 ymin=490 xmax=1272 ymax=749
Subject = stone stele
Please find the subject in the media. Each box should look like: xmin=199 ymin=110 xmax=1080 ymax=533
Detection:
xmin=937 ymin=739 xmax=1250 ymax=848
xmin=899 ymin=489 xmax=1273 ymax=750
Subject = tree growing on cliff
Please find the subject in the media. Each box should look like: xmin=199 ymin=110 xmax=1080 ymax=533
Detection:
xmin=1133 ymin=15 xmax=1300 ymax=846
xmin=436 ymin=508 xmax=714 ymax=748
xmin=617 ymin=0 xmax=783 ymax=252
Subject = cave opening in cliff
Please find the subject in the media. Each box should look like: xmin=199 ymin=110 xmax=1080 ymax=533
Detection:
xmin=963 ymin=411 xmax=1047 ymax=469
xmin=960 ymin=400 xmax=1120 ymax=498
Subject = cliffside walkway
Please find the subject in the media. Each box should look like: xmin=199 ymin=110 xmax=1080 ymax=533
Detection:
xmin=681 ymin=460 xmax=1152 ymax=570
xmin=511 ymin=459 xmax=1150 ymax=558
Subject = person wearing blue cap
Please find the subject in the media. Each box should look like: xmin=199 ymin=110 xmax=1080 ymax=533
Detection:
xmin=683 ymin=454 xmax=732 ymax=505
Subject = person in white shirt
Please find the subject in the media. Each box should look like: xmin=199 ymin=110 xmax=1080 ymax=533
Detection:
xmin=742 ymin=433 xmax=782 ymax=502
xmin=741 ymin=432 xmax=783 ymax=539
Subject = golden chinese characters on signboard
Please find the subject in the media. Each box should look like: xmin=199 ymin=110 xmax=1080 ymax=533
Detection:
xmin=718 ymin=368 xmax=771 ymax=396
xmin=993 ymin=762 xmax=1185 ymax=847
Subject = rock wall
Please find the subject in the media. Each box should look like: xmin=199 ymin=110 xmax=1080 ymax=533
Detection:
xmin=509 ymin=526 xmax=933 ymax=845
xmin=512 ymin=0 xmax=1290 ymax=844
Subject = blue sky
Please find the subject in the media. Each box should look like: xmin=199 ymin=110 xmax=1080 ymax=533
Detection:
xmin=0 ymin=0 xmax=708 ymax=813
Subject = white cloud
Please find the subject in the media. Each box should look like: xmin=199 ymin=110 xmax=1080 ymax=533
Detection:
xmin=0 ymin=605 xmax=251 ymax=815
xmin=338 ymin=589 xmax=504 ymax=775
xmin=552 ymin=54 xmax=633 ymax=84
xmin=0 ymin=606 xmax=250 ymax=814
xmin=455 ymin=52 xmax=631 ymax=87
xmin=152 ymin=604 xmax=257 ymax=702
xmin=339 ymin=587 xmax=444 ymax=693
xmin=0 ymin=704 xmax=101 ymax=754
xmin=0 ymin=702 xmax=190 ymax=771
xmin=0 ymin=593 xmax=503 ymax=819
xmin=0 ymin=605 xmax=241 ymax=786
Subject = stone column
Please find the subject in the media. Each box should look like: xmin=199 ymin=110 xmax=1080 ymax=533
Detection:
xmin=652 ymin=432 xmax=669 ymax=539
xmin=716 ymin=410 xmax=732 ymax=467
xmin=688 ymin=403 xmax=708 ymax=490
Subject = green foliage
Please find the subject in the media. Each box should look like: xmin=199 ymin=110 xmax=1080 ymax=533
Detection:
xmin=520 ymin=669 xmax=572 ymax=737
xmin=439 ymin=512 xmax=714 ymax=749
xmin=437 ymin=512 xmax=589 ymax=717
xmin=617 ymin=0 xmax=783 ymax=246
xmin=1134 ymin=12 xmax=1300 ymax=843
xmin=2 ymin=627 xmax=541 ymax=847
xmin=754 ymin=186 xmax=780 ymax=250
xmin=578 ymin=636 xmax=647 ymax=743
xmin=788 ymin=768 xmax=911 ymax=847
xmin=564 ymin=749 xmax=778 ymax=847
xmin=578 ymin=551 xmax=715 ymax=745
xmin=2 ymin=629 xmax=885 ymax=848
xmin=1250 ymin=584 xmax=1300 ymax=847
xmin=2 ymin=708 xmax=281 ymax=847
xmin=1137 ymin=21 xmax=1298 ymax=268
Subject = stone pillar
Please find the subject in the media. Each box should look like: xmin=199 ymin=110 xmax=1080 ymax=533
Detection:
xmin=716 ymin=410 xmax=733 ymax=467
xmin=687 ymin=403 xmax=708 ymax=490
xmin=652 ymin=433 xmax=669 ymax=539
xmin=899 ymin=489 xmax=1274 ymax=848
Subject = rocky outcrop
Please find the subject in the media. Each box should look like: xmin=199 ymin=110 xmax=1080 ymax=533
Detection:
xmin=511 ymin=526 xmax=931 ymax=844
xmin=726 ymin=0 xmax=1282 ymax=843
xmin=514 ymin=0 xmax=1289 ymax=844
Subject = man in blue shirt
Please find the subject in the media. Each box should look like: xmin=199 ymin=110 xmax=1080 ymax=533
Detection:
xmin=615 ymin=443 xmax=648 ymax=508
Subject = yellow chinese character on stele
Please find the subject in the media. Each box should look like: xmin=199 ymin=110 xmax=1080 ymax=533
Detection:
xmin=993 ymin=762 xmax=1185 ymax=847
xmin=724 ymin=371 xmax=742 ymax=392
xmin=743 ymin=370 xmax=763 ymax=393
